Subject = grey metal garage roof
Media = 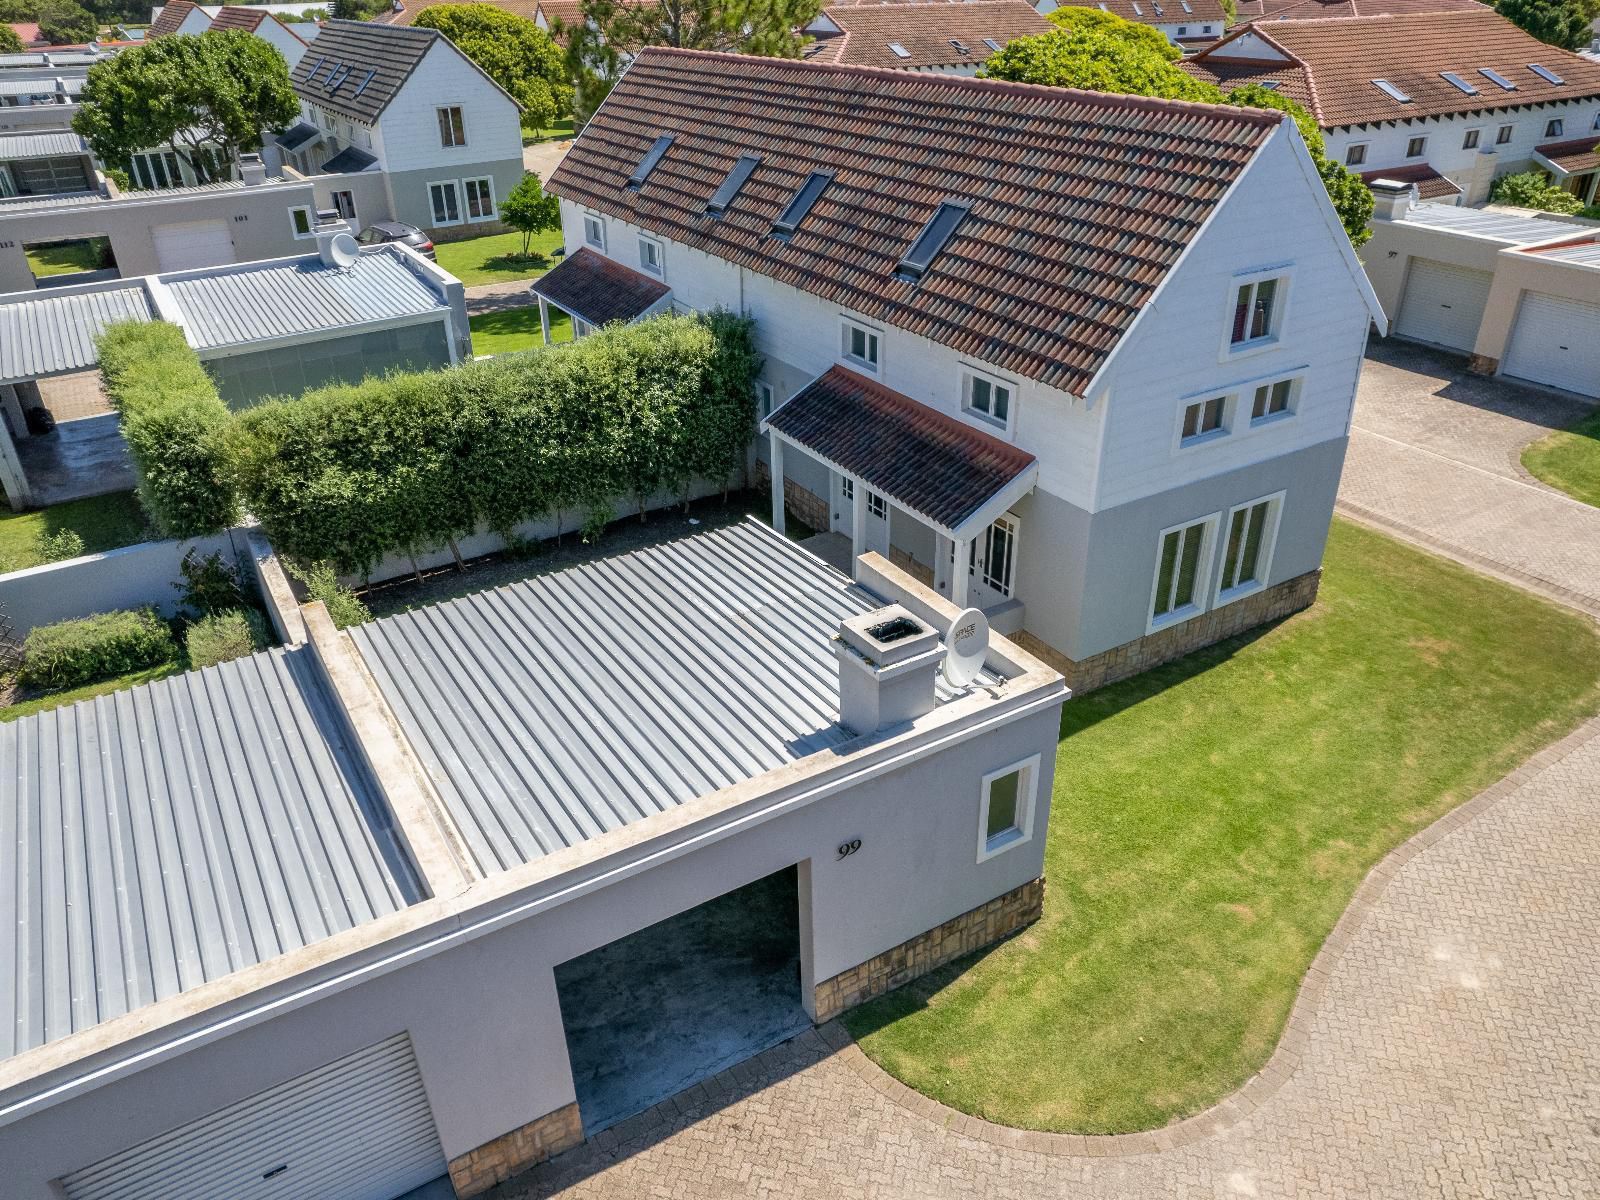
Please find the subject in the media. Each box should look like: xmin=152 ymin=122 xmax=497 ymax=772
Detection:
xmin=161 ymin=246 xmax=449 ymax=351
xmin=1398 ymin=203 xmax=1593 ymax=246
xmin=351 ymin=520 xmax=991 ymax=876
xmin=0 ymin=283 xmax=152 ymax=385
xmin=0 ymin=646 xmax=423 ymax=1062
xmin=0 ymin=129 xmax=88 ymax=160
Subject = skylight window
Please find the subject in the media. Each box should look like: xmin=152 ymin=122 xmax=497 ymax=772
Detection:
xmin=772 ymin=170 xmax=832 ymax=240
xmin=1479 ymin=67 xmax=1517 ymax=90
xmin=352 ymin=68 xmax=377 ymax=98
xmin=950 ymin=38 xmax=971 ymax=55
xmin=1152 ymin=2 xmax=1164 ymax=15
xmin=326 ymin=63 xmax=353 ymax=93
xmin=1372 ymin=78 xmax=1412 ymax=103
xmin=626 ymin=133 xmax=674 ymax=189
xmin=305 ymin=55 xmax=325 ymax=80
xmin=1528 ymin=63 xmax=1564 ymax=85
xmin=1181 ymin=0 xmax=1193 ymax=10
xmin=895 ymin=199 xmax=971 ymax=283
xmin=1131 ymin=1 xmax=1143 ymax=13
xmin=888 ymin=41 xmax=911 ymax=57
xmin=706 ymin=154 xmax=760 ymax=216
xmin=982 ymin=37 xmax=1004 ymax=51
xmin=1440 ymin=71 xmax=1477 ymax=95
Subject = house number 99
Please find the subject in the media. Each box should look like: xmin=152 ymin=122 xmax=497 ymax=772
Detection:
xmin=837 ymin=838 xmax=862 ymax=859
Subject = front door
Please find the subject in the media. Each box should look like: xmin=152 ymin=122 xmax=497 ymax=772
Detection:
xmin=863 ymin=488 xmax=890 ymax=558
xmin=951 ymin=513 xmax=1019 ymax=610
xmin=831 ymin=473 xmax=853 ymax=535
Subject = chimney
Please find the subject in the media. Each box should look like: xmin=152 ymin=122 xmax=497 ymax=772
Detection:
xmin=314 ymin=209 xmax=353 ymax=265
xmin=834 ymin=605 xmax=946 ymax=736
xmin=239 ymin=153 xmax=267 ymax=186
xmin=1368 ymin=178 xmax=1414 ymax=222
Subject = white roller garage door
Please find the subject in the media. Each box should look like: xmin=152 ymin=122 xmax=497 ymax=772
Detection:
xmin=1395 ymin=259 xmax=1494 ymax=353
xmin=1502 ymin=292 xmax=1600 ymax=398
xmin=59 ymin=1033 xmax=446 ymax=1200
xmin=151 ymin=218 xmax=236 ymax=273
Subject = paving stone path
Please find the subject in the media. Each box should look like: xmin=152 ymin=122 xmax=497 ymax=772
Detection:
xmin=495 ymin=715 xmax=1600 ymax=1200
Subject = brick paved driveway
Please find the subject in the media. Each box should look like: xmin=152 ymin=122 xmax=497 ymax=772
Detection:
xmin=495 ymin=717 xmax=1600 ymax=1200
xmin=1340 ymin=339 xmax=1600 ymax=614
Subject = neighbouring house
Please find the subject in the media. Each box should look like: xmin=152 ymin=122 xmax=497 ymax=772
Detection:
xmin=801 ymin=1 xmax=1049 ymax=73
xmin=1364 ymin=183 xmax=1600 ymax=396
xmin=379 ymin=0 xmax=543 ymax=24
xmin=1037 ymin=0 xmax=1228 ymax=50
xmin=1182 ymin=9 xmax=1600 ymax=205
xmin=0 ymin=518 xmax=1066 ymax=1199
xmin=205 ymin=5 xmax=311 ymax=67
xmin=539 ymin=48 xmax=1384 ymax=692
xmin=0 ymin=129 xmax=95 ymax=198
xmin=145 ymin=0 xmax=213 ymax=36
xmin=1234 ymin=0 xmax=1484 ymax=19
xmin=6 ymin=22 xmax=44 ymax=48
xmin=0 ymin=49 xmax=107 ymax=134
xmin=274 ymin=20 xmax=525 ymax=236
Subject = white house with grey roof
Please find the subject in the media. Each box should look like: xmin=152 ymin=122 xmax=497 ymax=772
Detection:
xmin=540 ymin=48 xmax=1384 ymax=691
xmin=0 ymin=520 xmax=1065 ymax=1199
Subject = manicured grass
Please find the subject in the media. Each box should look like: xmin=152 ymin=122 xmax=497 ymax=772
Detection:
xmin=845 ymin=519 xmax=1600 ymax=1134
xmin=0 ymin=662 xmax=184 ymax=723
xmin=25 ymin=237 xmax=111 ymax=278
xmin=433 ymin=229 xmax=565 ymax=287
xmin=0 ymin=491 xmax=152 ymax=572
xmin=1522 ymin=408 xmax=1600 ymax=508
xmin=523 ymin=117 xmax=576 ymax=144
xmin=469 ymin=305 xmax=571 ymax=357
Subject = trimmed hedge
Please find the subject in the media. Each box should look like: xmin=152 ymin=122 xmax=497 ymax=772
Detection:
xmin=98 ymin=321 xmax=239 ymax=538
xmin=19 ymin=608 xmax=179 ymax=691
xmin=185 ymin=608 xmax=270 ymax=669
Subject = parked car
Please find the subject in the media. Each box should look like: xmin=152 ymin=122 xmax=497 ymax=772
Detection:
xmin=357 ymin=221 xmax=435 ymax=261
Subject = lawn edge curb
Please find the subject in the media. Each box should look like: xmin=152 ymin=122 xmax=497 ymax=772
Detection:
xmin=828 ymin=712 xmax=1600 ymax=1159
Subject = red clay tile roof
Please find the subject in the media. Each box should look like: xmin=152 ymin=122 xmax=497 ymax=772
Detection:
xmin=1183 ymin=10 xmax=1600 ymax=128
xmin=1234 ymin=0 xmax=1483 ymax=18
xmin=767 ymin=366 xmax=1036 ymax=532
xmin=549 ymin=47 xmax=1282 ymax=396
xmin=384 ymin=0 xmax=544 ymax=25
xmin=209 ymin=6 xmax=267 ymax=30
xmin=1535 ymin=136 xmax=1600 ymax=175
xmin=1180 ymin=55 xmax=1314 ymax=107
xmin=147 ymin=0 xmax=201 ymax=37
xmin=1061 ymin=0 xmax=1228 ymax=24
xmin=1358 ymin=162 xmax=1461 ymax=199
xmin=804 ymin=1 xmax=1048 ymax=69
xmin=530 ymin=247 xmax=671 ymax=326
xmin=7 ymin=21 xmax=41 ymax=44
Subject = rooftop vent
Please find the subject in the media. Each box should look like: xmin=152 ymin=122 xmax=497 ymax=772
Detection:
xmin=771 ymin=170 xmax=832 ymax=240
xmin=1440 ymin=70 xmax=1477 ymax=95
xmin=950 ymin=38 xmax=971 ymax=55
xmin=896 ymin=199 xmax=971 ymax=282
xmin=627 ymin=133 xmax=674 ymax=189
xmin=706 ymin=153 xmax=760 ymax=216
xmin=1372 ymin=78 xmax=1411 ymax=103
xmin=834 ymin=605 xmax=945 ymax=735
xmin=1528 ymin=63 xmax=1564 ymax=85
xmin=888 ymin=41 xmax=911 ymax=57
xmin=1479 ymin=67 xmax=1517 ymax=90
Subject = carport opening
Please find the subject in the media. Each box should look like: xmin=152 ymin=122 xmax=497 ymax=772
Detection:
xmin=554 ymin=864 xmax=809 ymax=1135
xmin=24 ymin=236 xmax=116 ymax=286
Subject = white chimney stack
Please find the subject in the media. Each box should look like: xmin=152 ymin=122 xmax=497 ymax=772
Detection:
xmin=239 ymin=153 xmax=267 ymax=186
xmin=834 ymin=605 xmax=946 ymax=736
xmin=1368 ymin=178 xmax=1414 ymax=222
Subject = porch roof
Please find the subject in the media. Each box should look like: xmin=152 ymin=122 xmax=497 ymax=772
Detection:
xmin=1534 ymin=137 xmax=1600 ymax=178
xmin=765 ymin=365 xmax=1037 ymax=540
xmin=529 ymin=246 xmax=670 ymax=328
xmin=1359 ymin=163 xmax=1461 ymax=201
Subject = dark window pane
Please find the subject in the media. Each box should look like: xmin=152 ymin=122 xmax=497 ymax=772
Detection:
xmin=1250 ymin=278 xmax=1277 ymax=339
xmin=1223 ymin=507 xmax=1247 ymax=589
xmin=1174 ymin=525 xmax=1204 ymax=607
xmin=1239 ymin=502 xmax=1269 ymax=583
xmin=993 ymin=385 xmax=1010 ymax=422
xmin=1154 ymin=530 xmax=1180 ymax=616
xmin=986 ymin=771 xmax=1020 ymax=840
xmin=1232 ymin=284 xmax=1251 ymax=343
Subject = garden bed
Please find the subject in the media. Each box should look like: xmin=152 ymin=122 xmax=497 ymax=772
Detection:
xmin=0 ymin=491 xmax=153 ymax=573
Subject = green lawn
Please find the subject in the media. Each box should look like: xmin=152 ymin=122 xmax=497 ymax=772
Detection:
xmin=469 ymin=306 xmax=572 ymax=357
xmin=0 ymin=662 xmax=184 ymax=723
xmin=523 ymin=117 xmax=576 ymax=144
xmin=26 ymin=237 xmax=111 ymax=278
xmin=0 ymin=492 xmax=153 ymax=573
xmin=433 ymin=229 xmax=566 ymax=287
xmin=845 ymin=519 xmax=1600 ymax=1134
xmin=1522 ymin=408 xmax=1600 ymax=508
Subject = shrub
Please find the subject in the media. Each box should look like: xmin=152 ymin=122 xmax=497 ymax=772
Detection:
xmin=18 ymin=608 xmax=178 ymax=691
xmin=1489 ymin=171 xmax=1586 ymax=215
xmin=176 ymin=547 xmax=247 ymax=615
xmin=288 ymin=560 xmax=372 ymax=629
xmin=185 ymin=608 xmax=269 ymax=668
xmin=97 ymin=321 xmax=239 ymax=538
xmin=34 ymin=528 xmax=85 ymax=563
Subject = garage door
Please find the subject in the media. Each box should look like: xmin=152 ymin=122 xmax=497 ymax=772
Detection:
xmin=1502 ymin=292 xmax=1600 ymax=399
xmin=58 ymin=1033 xmax=446 ymax=1200
xmin=1395 ymin=259 xmax=1494 ymax=353
xmin=151 ymin=218 xmax=236 ymax=273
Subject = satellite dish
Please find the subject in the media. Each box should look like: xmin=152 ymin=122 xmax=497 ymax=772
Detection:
xmin=943 ymin=606 xmax=988 ymax=687
xmin=328 ymin=232 xmax=360 ymax=269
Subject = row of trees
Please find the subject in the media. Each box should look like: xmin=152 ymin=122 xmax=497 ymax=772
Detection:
xmin=0 ymin=0 xmax=100 ymax=46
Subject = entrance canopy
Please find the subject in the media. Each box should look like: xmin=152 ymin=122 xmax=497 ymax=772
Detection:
xmin=529 ymin=246 xmax=672 ymax=332
xmin=765 ymin=365 xmax=1037 ymax=542
xmin=1534 ymin=137 xmax=1600 ymax=179
xmin=1359 ymin=163 xmax=1462 ymax=202
xmin=0 ymin=281 xmax=152 ymax=386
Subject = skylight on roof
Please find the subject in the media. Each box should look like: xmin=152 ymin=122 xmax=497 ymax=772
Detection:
xmin=895 ymin=200 xmax=971 ymax=283
xmin=1440 ymin=71 xmax=1477 ymax=95
xmin=950 ymin=38 xmax=971 ymax=55
xmin=706 ymin=154 xmax=760 ymax=216
xmin=626 ymin=133 xmax=674 ymax=189
xmin=1372 ymin=78 xmax=1412 ymax=103
xmin=888 ymin=41 xmax=911 ymax=57
xmin=1181 ymin=0 xmax=1192 ymax=11
xmin=1528 ymin=63 xmax=1564 ymax=85
xmin=771 ymin=170 xmax=832 ymax=240
xmin=306 ymin=55 xmax=325 ymax=78
xmin=1131 ymin=1 xmax=1143 ymax=13
xmin=982 ymin=37 xmax=1004 ymax=51
xmin=326 ymin=63 xmax=353 ymax=93
xmin=1479 ymin=67 xmax=1517 ymax=90
xmin=1259 ymin=80 xmax=1280 ymax=89
xmin=353 ymin=68 xmax=377 ymax=97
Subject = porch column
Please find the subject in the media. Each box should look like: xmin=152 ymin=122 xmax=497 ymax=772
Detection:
xmin=537 ymin=296 xmax=552 ymax=346
xmin=1587 ymin=171 xmax=1600 ymax=207
xmin=951 ymin=537 xmax=970 ymax=608
xmin=933 ymin=533 xmax=950 ymax=596
xmin=769 ymin=431 xmax=785 ymax=535
xmin=0 ymin=416 xmax=31 ymax=512
xmin=851 ymin=480 xmax=866 ymax=577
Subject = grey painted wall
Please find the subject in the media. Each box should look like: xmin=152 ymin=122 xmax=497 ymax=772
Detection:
xmin=205 ymin=322 xmax=454 ymax=409
xmin=383 ymin=156 xmax=525 ymax=236
xmin=0 ymin=703 xmax=1059 ymax=1196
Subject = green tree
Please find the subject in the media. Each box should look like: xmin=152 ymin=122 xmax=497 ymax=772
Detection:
xmin=0 ymin=23 xmax=24 ymax=52
xmin=1490 ymin=169 xmax=1587 ymax=213
xmin=500 ymin=172 xmax=560 ymax=255
xmin=36 ymin=0 xmax=97 ymax=43
xmin=74 ymin=29 xmax=299 ymax=184
xmin=0 ymin=0 xmax=37 ymax=21
xmin=1496 ymin=0 xmax=1600 ymax=49
xmin=411 ymin=4 xmax=570 ymax=132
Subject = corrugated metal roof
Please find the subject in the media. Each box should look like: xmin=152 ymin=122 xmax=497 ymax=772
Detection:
xmin=0 ymin=129 xmax=88 ymax=160
xmin=0 ymin=188 xmax=105 ymax=213
xmin=162 ymin=247 xmax=448 ymax=351
xmin=0 ymin=284 xmax=152 ymax=384
xmin=0 ymin=79 xmax=68 ymax=96
xmin=351 ymin=521 xmax=994 ymax=876
xmin=0 ymin=646 xmax=423 ymax=1062
xmin=1399 ymin=203 xmax=1592 ymax=245
xmin=1532 ymin=240 xmax=1600 ymax=266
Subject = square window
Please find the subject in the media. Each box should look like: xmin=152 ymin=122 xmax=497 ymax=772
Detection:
xmin=331 ymin=189 xmax=356 ymax=221
xmin=1181 ymin=395 xmax=1227 ymax=442
xmin=843 ymin=321 xmax=880 ymax=370
xmin=1405 ymin=136 xmax=1427 ymax=158
xmin=583 ymin=213 xmax=605 ymax=250
xmin=429 ymin=180 xmax=461 ymax=225
xmin=1230 ymin=276 xmax=1282 ymax=347
xmin=977 ymin=755 xmax=1038 ymax=861
xmin=1593 ymin=112 xmax=1600 ymax=131
xmin=1462 ymin=128 xmax=1480 ymax=150
xmin=840 ymin=476 xmax=854 ymax=503
xmin=1150 ymin=516 xmax=1214 ymax=627
xmin=965 ymin=372 xmax=1013 ymax=428
xmin=1345 ymin=143 xmax=1368 ymax=166
xmin=1251 ymin=377 xmax=1294 ymax=422
xmin=1217 ymin=495 xmax=1281 ymax=601
xmin=437 ymin=106 xmax=466 ymax=147
xmin=464 ymin=177 xmax=495 ymax=221
xmin=639 ymin=236 xmax=663 ymax=275
xmin=1545 ymin=118 xmax=1564 ymax=137
xmin=867 ymin=490 xmax=887 ymax=520
xmin=1497 ymin=124 xmax=1514 ymax=144
xmin=289 ymin=206 xmax=314 ymax=238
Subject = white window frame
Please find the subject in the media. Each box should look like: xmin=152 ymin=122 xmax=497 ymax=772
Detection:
xmin=289 ymin=204 xmax=315 ymax=239
xmin=1343 ymin=142 xmax=1368 ymax=166
xmin=638 ymin=234 xmax=664 ymax=277
xmin=962 ymin=367 xmax=1015 ymax=432
xmin=841 ymin=317 xmax=882 ymax=373
xmin=437 ymin=104 xmax=467 ymax=148
xmin=330 ymin=189 xmax=356 ymax=222
xmin=1247 ymin=375 xmax=1299 ymax=427
xmin=1404 ymin=135 xmax=1427 ymax=158
xmin=980 ymin=512 xmax=1019 ymax=598
xmin=840 ymin=475 xmax=855 ymax=503
xmin=866 ymin=489 xmax=887 ymax=521
xmin=1176 ymin=392 xmax=1232 ymax=449
xmin=1147 ymin=513 xmax=1219 ymax=634
xmin=1545 ymin=118 xmax=1564 ymax=138
xmin=977 ymin=754 xmax=1040 ymax=863
xmin=462 ymin=176 xmax=496 ymax=223
xmin=1462 ymin=127 xmax=1481 ymax=150
xmin=427 ymin=178 xmax=463 ymax=227
xmin=757 ymin=381 xmax=774 ymax=418
xmin=583 ymin=211 xmax=605 ymax=251
xmin=1496 ymin=123 xmax=1514 ymax=145
xmin=1213 ymin=491 xmax=1284 ymax=608
xmin=1222 ymin=266 xmax=1292 ymax=360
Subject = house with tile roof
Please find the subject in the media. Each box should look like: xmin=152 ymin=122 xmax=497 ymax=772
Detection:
xmin=540 ymin=47 xmax=1384 ymax=690
xmin=145 ymin=0 xmax=212 ymax=36
xmin=207 ymin=5 xmax=311 ymax=67
xmin=1183 ymin=9 xmax=1600 ymax=205
xmin=1037 ymin=0 xmax=1229 ymax=49
xmin=802 ymin=1 xmax=1049 ymax=73
xmin=1233 ymin=0 xmax=1484 ymax=20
